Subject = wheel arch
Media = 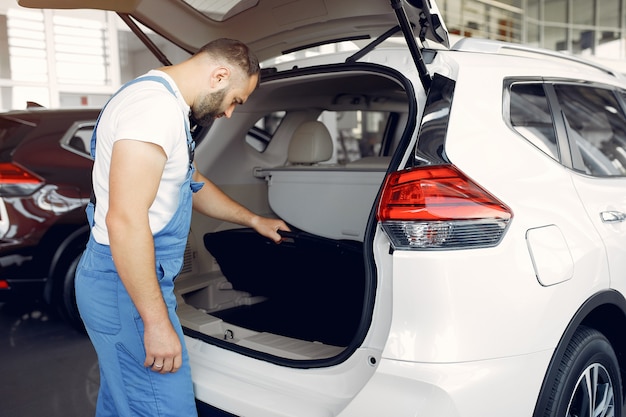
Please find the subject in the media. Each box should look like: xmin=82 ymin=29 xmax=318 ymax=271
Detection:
xmin=43 ymin=223 xmax=90 ymax=303
xmin=532 ymin=289 xmax=626 ymax=416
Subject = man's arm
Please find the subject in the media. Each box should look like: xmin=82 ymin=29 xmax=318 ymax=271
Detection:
xmin=191 ymin=168 xmax=290 ymax=242
xmin=106 ymin=139 xmax=181 ymax=374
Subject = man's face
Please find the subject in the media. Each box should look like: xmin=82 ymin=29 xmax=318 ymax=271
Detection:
xmin=192 ymin=73 xmax=258 ymax=127
xmin=192 ymin=87 xmax=227 ymax=126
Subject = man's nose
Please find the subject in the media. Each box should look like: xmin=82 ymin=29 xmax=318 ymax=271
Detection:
xmin=223 ymin=104 xmax=236 ymax=118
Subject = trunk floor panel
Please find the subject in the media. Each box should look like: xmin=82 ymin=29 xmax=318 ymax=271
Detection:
xmin=204 ymin=228 xmax=365 ymax=347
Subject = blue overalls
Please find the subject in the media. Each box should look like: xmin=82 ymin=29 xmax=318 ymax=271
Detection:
xmin=75 ymin=75 xmax=203 ymax=417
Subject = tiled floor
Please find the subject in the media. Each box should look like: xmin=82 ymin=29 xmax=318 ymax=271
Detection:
xmin=0 ymin=301 xmax=98 ymax=417
xmin=0 ymin=301 xmax=235 ymax=417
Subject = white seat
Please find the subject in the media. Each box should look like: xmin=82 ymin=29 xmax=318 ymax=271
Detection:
xmin=286 ymin=121 xmax=333 ymax=165
xmin=254 ymin=121 xmax=388 ymax=241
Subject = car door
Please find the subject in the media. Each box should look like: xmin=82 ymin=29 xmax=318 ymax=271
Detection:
xmin=554 ymin=83 xmax=626 ymax=294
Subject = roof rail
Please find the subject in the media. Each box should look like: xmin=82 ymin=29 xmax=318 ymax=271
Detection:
xmin=451 ymin=37 xmax=619 ymax=78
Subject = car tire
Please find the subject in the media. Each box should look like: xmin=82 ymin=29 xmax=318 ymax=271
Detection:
xmin=51 ymin=239 xmax=87 ymax=333
xmin=542 ymin=326 xmax=622 ymax=417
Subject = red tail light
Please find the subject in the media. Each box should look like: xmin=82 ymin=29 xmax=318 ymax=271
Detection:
xmin=0 ymin=162 xmax=44 ymax=196
xmin=377 ymin=165 xmax=512 ymax=250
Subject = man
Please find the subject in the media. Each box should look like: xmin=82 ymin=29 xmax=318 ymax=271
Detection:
xmin=75 ymin=38 xmax=289 ymax=417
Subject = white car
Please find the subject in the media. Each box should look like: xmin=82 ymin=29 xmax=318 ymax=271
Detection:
xmin=20 ymin=1 xmax=626 ymax=416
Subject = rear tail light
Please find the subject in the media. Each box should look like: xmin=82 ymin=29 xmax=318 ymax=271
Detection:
xmin=0 ymin=162 xmax=44 ymax=196
xmin=377 ymin=164 xmax=512 ymax=250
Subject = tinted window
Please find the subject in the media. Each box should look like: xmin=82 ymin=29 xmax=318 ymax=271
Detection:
xmin=555 ymin=84 xmax=626 ymax=176
xmin=509 ymin=83 xmax=559 ymax=161
xmin=61 ymin=123 xmax=95 ymax=158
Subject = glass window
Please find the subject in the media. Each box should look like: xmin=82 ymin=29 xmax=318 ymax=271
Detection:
xmin=526 ymin=0 xmax=540 ymax=20
xmin=509 ymin=83 xmax=559 ymax=161
xmin=323 ymin=110 xmax=389 ymax=164
xmin=572 ymin=0 xmax=593 ymax=25
xmin=544 ymin=26 xmax=568 ymax=51
xmin=61 ymin=122 xmax=96 ymax=158
xmin=544 ymin=0 xmax=567 ymax=23
xmin=246 ymin=110 xmax=391 ymax=163
xmin=181 ymin=0 xmax=258 ymax=22
xmin=245 ymin=111 xmax=285 ymax=152
xmin=526 ymin=22 xmax=540 ymax=47
xmin=7 ymin=9 xmax=47 ymax=83
xmin=555 ymin=84 xmax=626 ymax=176
xmin=53 ymin=14 xmax=109 ymax=85
xmin=572 ymin=29 xmax=594 ymax=54
xmin=598 ymin=0 xmax=620 ymax=28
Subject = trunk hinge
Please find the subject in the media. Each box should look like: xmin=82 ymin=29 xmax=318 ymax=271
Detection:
xmin=389 ymin=0 xmax=431 ymax=91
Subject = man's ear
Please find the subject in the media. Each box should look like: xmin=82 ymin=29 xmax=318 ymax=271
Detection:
xmin=210 ymin=66 xmax=231 ymax=88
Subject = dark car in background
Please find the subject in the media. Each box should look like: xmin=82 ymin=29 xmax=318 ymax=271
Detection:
xmin=0 ymin=106 xmax=99 ymax=329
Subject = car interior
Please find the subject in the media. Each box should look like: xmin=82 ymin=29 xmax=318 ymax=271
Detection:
xmin=174 ymin=66 xmax=414 ymax=361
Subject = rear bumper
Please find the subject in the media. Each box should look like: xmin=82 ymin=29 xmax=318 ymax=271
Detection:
xmin=0 ymin=254 xmax=47 ymax=303
xmin=0 ymin=278 xmax=46 ymax=303
xmin=337 ymin=351 xmax=552 ymax=417
xmin=189 ymin=336 xmax=553 ymax=417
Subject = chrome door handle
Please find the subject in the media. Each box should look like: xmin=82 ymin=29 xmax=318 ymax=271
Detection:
xmin=601 ymin=211 xmax=626 ymax=223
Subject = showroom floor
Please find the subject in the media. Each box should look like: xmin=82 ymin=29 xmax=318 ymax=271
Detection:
xmin=0 ymin=300 xmax=234 ymax=417
xmin=0 ymin=301 xmax=98 ymax=417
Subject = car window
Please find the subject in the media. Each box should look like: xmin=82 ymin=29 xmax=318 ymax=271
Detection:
xmin=554 ymin=84 xmax=626 ymax=176
xmin=60 ymin=122 xmax=95 ymax=159
xmin=328 ymin=110 xmax=388 ymax=164
xmin=246 ymin=110 xmax=391 ymax=163
xmin=509 ymin=83 xmax=559 ymax=161
xmin=0 ymin=116 xmax=32 ymax=160
xmin=246 ymin=111 xmax=285 ymax=152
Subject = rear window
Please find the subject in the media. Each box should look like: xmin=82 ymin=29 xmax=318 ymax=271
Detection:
xmin=554 ymin=84 xmax=626 ymax=176
xmin=0 ymin=116 xmax=34 ymax=161
xmin=508 ymin=80 xmax=626 ymax=177
xmin=509 ymin=83 xmax=559 ymax=161
xmin=246 ymin=109 xmax=392 ymax=163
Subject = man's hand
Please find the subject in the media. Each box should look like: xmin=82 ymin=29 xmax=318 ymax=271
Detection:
xmin=250 ymin=215 xmax=290 ymax=243
xmin=143 ymin=320 xmax=183 ymax=374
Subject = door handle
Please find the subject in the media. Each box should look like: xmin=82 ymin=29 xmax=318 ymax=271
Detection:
xmin=601 ymin=211 xmax=626 ymax=223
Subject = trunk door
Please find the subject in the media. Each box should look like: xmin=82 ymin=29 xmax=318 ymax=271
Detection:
xmin=17 ymin=0 xmax=449 ymax=63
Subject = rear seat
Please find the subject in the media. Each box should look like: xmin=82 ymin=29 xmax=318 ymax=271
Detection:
xmin=254 ymin=121 xmax=389 ymax=241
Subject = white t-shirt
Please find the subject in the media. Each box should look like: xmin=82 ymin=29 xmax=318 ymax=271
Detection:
xmin=91 ymin=70 xmax=191 ymax=245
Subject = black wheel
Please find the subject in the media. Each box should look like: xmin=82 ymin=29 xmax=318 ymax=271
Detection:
xmin=51 ymin=241 xmax=86 ymax=333
xmin=543 ymin=326 xmax=622 ymax=417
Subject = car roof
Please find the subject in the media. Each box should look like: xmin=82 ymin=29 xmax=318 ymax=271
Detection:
xmin=0 ymin=107 xmax=100 ymax=126
xmin=16 ymin=0 xmax=449 ymax=62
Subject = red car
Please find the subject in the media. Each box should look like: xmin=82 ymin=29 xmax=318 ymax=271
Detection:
xmin=0 ymin=106 xmax=100 ymax=330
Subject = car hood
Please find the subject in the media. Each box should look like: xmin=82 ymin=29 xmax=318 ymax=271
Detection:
xmin=16 ymin=0 xmax=449 ymax=62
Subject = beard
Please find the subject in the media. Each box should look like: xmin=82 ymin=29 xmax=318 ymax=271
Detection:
xmin=191 ymin=88 xmax=227 ymax=126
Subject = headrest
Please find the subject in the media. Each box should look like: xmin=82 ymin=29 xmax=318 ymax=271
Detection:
xmin=287 ymin=121 xmax=333 ymax=165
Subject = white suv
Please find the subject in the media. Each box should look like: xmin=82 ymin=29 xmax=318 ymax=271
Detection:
xmin=20 ymin=1 xmax=626 ymax=416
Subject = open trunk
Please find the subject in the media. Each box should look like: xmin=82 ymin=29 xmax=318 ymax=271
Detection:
xmin=174 ymin=61 xmax=417 ymax=362
xmin=199 ymin=228 xmax=363 ymax=347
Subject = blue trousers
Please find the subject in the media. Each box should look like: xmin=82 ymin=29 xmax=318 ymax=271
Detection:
xmin=75 ymin=237 xmax=198 ymax=417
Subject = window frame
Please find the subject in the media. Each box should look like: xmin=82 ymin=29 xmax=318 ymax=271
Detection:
xmin=59 ymin=120 xmax=96 ymax=159
xmin=505 ymin=77 xmax=626 ymax=178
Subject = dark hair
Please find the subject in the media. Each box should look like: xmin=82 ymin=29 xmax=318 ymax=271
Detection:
xmin=196 ymin=38 xmax=260 ymax=78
